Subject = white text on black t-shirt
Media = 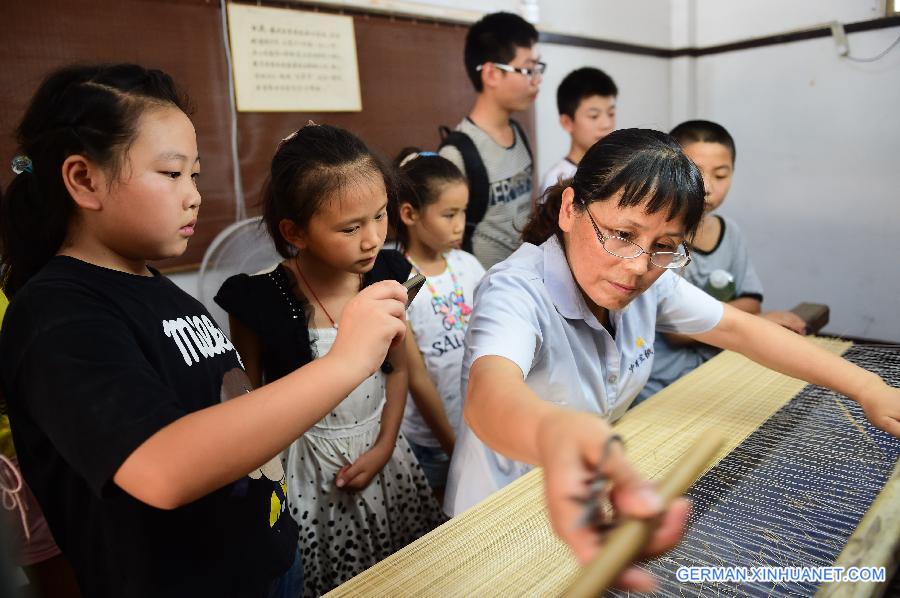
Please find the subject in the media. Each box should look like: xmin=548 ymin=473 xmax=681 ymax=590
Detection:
xmin=162 ymin=315 xmax=241 ymax=367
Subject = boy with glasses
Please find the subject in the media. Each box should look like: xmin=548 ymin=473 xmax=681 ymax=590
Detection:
xmin=439 ymin=12 xmax=543 ymax=269
xmin=540 ymin=67 xmax=618 ymax=197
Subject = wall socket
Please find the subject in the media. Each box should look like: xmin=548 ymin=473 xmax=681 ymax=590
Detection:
xmin=830 ymin=21 xmax=849 ymax=57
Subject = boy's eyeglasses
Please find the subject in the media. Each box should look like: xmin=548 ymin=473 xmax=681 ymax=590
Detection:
xmin=583 ymin=205 xmax=691 ymax=269
xmin=476 ymin=61 xmax=547 ymax=82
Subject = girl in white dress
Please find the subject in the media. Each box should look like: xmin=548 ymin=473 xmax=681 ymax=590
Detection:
xmin=216 ymin=124 xmax=444 ymax=596
xmin=393 ymin=149 xmax=486 ymax=500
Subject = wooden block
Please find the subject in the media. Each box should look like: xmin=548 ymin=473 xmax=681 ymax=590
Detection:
xmin=790 ymin=302 xmax=830 ymax=334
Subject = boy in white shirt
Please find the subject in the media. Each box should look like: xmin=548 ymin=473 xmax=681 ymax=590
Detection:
xmin=540 ymin=67 xmax=617 ymax=197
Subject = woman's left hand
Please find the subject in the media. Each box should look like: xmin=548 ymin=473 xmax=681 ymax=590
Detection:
xmin=336 ymin=444 xmax=392 ymax=491
xmin=856 ymin=381 xmax=900 ymax=438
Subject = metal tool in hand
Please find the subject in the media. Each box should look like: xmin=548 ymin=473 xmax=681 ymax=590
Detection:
xmin=573 ymin=434 xmax=625 ymax=531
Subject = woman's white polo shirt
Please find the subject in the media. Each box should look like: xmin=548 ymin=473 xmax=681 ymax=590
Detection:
xmin=444 ymin=235 xmax=723 ymax=515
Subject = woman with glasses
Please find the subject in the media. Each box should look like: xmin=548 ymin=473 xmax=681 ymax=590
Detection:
xmin=443 ymin=128 xmax=900 ymax=590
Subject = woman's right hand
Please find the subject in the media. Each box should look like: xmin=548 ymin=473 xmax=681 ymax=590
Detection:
xmin=329 ymin=281 xmax=408 ymax=378
xmin=537 ymin=410 xmax=690 ymax=591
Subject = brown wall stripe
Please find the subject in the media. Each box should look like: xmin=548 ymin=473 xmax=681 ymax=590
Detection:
xmin=539 ymin=15 xmax=900 ymax=58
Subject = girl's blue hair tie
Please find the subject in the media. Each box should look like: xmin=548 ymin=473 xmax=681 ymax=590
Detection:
xmin=399 ymin=151 xmax=440 ymax=167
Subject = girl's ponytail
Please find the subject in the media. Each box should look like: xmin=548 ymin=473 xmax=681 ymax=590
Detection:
xmin=1 ymin=167 xmax=73 ymax=297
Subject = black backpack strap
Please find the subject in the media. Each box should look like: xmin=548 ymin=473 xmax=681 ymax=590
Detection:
xmin=439 ymin=127 xmax=489 ymax=253
xmin=438 ymin=125 xmax=453 ymax=143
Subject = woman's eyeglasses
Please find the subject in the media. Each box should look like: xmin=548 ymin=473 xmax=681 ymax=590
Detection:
xmin=583 ymin=207 xmax=691 ymax=269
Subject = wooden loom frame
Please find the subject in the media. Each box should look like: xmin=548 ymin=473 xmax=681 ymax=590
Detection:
xmin=326 ymin=338 xmax=899 ymax=596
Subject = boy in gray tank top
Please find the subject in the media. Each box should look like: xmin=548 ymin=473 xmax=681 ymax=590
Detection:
xmin=439 ymin=12 xmax=542 ymax=269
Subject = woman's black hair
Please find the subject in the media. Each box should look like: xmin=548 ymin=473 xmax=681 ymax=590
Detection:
xmin=669 ymin=120 xmax=736 ymax=164
xmin=392 ymin=148 xmax=466 ymax=251
xmin=522 ymin=128 xmax=705 ymax=246
xmin=0 ymin=63 xmax=190 ymax=297
xmin=261 ymin=124 xmax=396 ymax=259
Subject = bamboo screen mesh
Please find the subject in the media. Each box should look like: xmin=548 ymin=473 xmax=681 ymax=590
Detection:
xmin=611 ymin=342 xmax=900 ymax=597
xmin=327 ymin=338 xmax=900 ymax=597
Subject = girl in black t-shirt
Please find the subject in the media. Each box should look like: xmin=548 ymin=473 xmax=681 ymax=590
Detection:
xmin=0 ymin=64 xmax=409 ymax=598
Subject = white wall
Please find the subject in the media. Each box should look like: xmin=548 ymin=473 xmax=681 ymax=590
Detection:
xmin=537 ymin=0 xmax=672 ymax=47
xmin=169 ymin=270 xmax=200 ymax=299
xmin=693 ymin=0 xmax=885 ymax=47
xmin=534 ymin=0 xmax=673 ymax=188
xmin=307 ymin=0 xmax=516 ymax=22
xmin=534 ymin=43 xmax=672 ymax=179
xmin=689 ymin=12 xmax=900 ymax=340
xmin=669 ymin=0 xmax=697 ymax=126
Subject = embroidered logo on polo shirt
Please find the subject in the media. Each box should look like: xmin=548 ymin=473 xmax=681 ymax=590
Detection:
xmin=628 ymin=343 xmax=655 ymax=374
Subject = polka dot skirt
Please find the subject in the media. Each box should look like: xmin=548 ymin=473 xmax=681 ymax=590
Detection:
xmin=285 ymin=329 xmax=446 ymax=596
